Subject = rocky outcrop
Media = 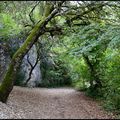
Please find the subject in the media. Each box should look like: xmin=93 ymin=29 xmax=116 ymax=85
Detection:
xmin=0 ymin=35 xmax=42 ymax=87
xmin=0 ymin=42 xmax=11 ymax=82
xmin=22 ymin=45 xmax=42 ymax=87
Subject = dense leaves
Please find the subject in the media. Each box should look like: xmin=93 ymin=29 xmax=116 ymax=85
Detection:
xmin=0 ymin=1 xmax=120 ymax=115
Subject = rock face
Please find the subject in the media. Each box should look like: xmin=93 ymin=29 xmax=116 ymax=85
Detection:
xmin=0 ymin=42 xmax=11 ymax=82
xmin=0 ymin=35 xmax=42 ymax=87
xmin=22 ymin=45 xmax=42 ymax=87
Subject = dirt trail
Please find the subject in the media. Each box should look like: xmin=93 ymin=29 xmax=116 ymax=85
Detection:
xmin=3 ymin=86 xmax=114 ymax=119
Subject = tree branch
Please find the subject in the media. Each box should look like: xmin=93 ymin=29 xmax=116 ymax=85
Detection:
xmin=25 ymin=45 xmax=40 ymax=86
xmin=0 ymin=1 xmax=65 ymax=103
xmin=29 ymin=1 xmax=40 ymax=25
xmin=27 ymin=54 xmax=33 ymax=68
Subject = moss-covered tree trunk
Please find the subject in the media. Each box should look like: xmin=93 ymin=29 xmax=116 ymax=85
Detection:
xmin=0 ymin=2 xmax=63 ymax=103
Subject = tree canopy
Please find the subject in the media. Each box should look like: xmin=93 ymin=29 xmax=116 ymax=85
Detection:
xmin=0 ymin=1 xmax=120 ymax=116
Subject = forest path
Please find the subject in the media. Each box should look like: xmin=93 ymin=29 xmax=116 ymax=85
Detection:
xmin=6 ymin=86 xmax=114 ymax=119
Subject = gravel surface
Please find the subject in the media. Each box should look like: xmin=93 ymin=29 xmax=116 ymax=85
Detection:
xmin=0 ymin=86 xmax=115 ymax=119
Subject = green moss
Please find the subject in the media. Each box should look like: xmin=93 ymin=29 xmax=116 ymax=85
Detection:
xmin=0 ymin=62 xmax=15 ymax=102
xmin=0 ymin=3 xmax=54 ymax=102
xmin=0 ymin=16 xmax=47 ymax=102
xmin=44 ymin=2 xmax=53 ymax=17
xmin=0 ymin=19 xmax=44 ymax=102
xmin=13 ymin=23 xmax=42 ymax=59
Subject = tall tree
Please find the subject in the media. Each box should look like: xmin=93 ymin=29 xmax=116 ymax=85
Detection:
xmin=0 ymin=1 xmax=64 ymax=103
xmin=0 ymin=1 xmax=119 ymax=103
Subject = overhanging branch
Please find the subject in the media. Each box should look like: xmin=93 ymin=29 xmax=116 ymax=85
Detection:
xmin=29 ymin=1 xmax=40 ymax=25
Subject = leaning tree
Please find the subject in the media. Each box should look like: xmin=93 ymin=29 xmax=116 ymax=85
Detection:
xmin=0 ymin=1 xmax=64 ymax=103
xmin=0 ymin=1 xmax=119 ymax=103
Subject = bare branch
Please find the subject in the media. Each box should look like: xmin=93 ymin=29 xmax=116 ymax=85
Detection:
xmin=29 ymin=1 xmax=40 ymax=25
xmin=27 ymin=54 xmax=33 ymax=68
xmin=25 ymin=45 xmax=40 ymax=86
xmin=70 ymin=3 xmax=106 ymax=22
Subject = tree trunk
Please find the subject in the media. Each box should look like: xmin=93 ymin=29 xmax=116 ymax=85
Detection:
xmin=0 ymin=23 xmax=43 ymax=102
xmin=82 ymin=54 xmax=102 ymax=88
xmin=0 ymin=2 xmax=63 ymax=103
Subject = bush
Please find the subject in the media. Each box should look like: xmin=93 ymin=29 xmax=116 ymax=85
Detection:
xmin=73 ymin=79 xmax=88 ymax=91
xmin=14 ymin=66 xmax=26 ymax=86
xmin=101 ymin=49 xmax=120 ymax=112
xmin=38 ymin=59 xmax=72 ymax=88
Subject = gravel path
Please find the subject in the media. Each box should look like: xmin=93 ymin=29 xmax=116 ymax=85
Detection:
xmin=0 ymin=86 xmax=115 ymax=119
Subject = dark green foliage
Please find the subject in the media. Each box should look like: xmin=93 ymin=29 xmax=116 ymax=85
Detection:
xmin=14 ymin=66 xmax=26 ymax=86
xmin=62 ymin=23 xmax=120 ymax=113
xmin=1 ymin=1 xmax=120 ymax=115
xmin=100 ymin=49 xmax=120 ymax=112
xmin=39 ymin=59 xmax=72 ymax=88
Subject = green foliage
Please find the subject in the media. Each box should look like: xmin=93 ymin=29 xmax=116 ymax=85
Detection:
xmin=14 ymin=66 xmax=26 ymax=86
xmin=101 ymin=49 xmax=120 ymax=112
xmin=39 ymin=58 xmax=72 ymax=88
xmin=66 ymin=56 xmax=91 ymax=91
xmin=61 ymin=23 xmax=120 ymax=112
xmin=0 ymin=13 xmax=20 ymax=39
xmin=73 ymin=80 xmax=88 ymax=91
xmin=1 ymin=1 xmax=120 ymax=115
